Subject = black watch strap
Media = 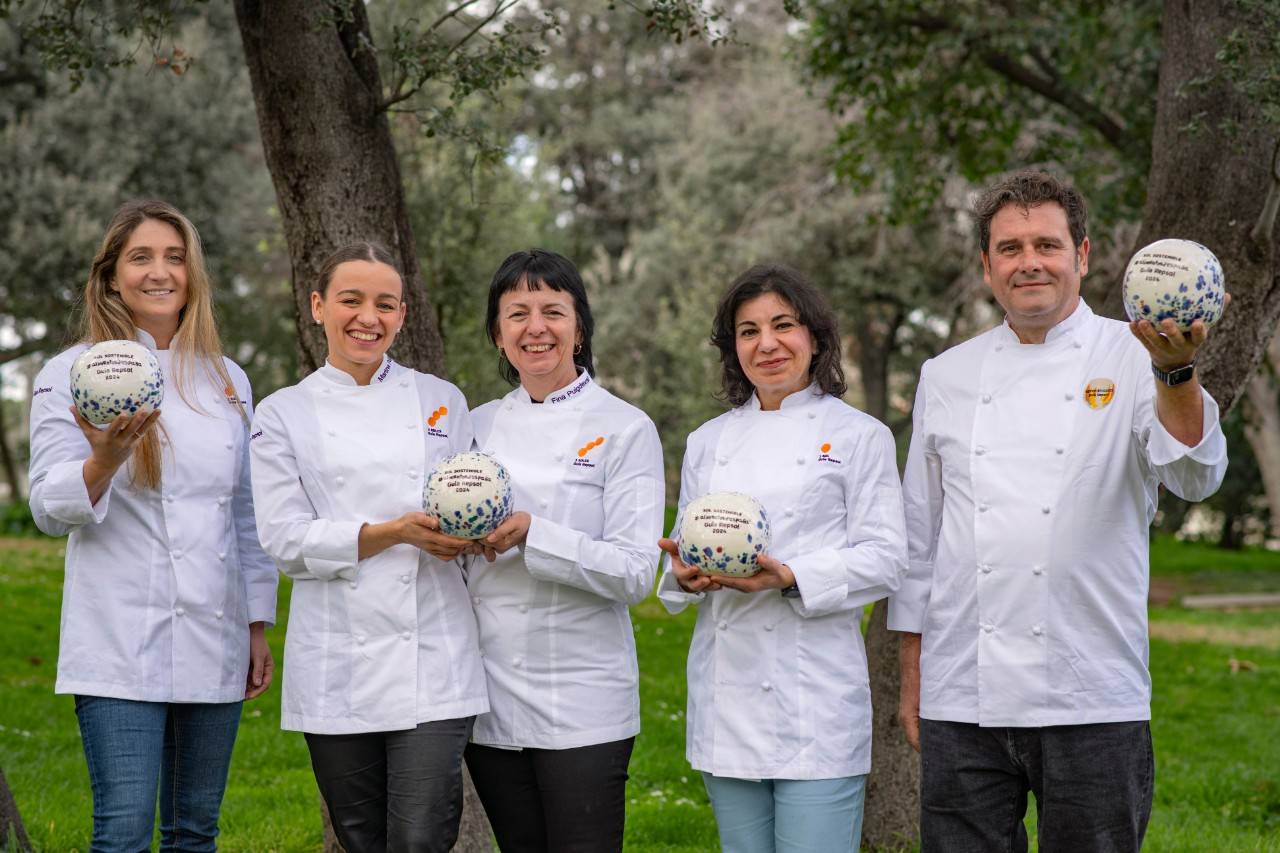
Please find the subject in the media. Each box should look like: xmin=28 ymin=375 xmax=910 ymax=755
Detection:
xmin=781 ymin=584 xmax=801 ymax=599
xmin=1152 ymin=361 xmax=1195 ymax=386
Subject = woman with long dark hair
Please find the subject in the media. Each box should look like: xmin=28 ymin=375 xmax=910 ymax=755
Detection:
xmin=657 ymin=263 xmax=907 ymax=853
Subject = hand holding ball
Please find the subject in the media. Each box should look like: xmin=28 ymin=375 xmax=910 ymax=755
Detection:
xmin=424 ymin=452 xmax=514 ymax=539
xmin=70 ymin=340 xmax=164 ymax=426
xmin=1122 ymin=239 xmax=1225 ymax=331
xmin=677 ymin=492 xmax=771 ymax=577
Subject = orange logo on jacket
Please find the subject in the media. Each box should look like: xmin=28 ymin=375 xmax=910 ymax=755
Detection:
xmin=1083 ymin=379 xmax=1116 ymax=410
xmin=818 ymin=442 xmax=842 ymax=464
xmin=574 ymin=436 xmax=605 ymax=468
xmin=223 ymin=384 xmax=243 ymax=405
xmin=426 ymin=406 xmax=449 ymax=438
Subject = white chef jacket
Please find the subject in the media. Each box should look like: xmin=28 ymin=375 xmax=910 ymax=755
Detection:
xmin=28 ymin=329 xmax=277 ymax=703
xmin=250 ymin=357 xmax=488 ymax=734
xmin=657 ymin=386 xmax=907 ymax=780
xmin=467 ymin=371 xmax=664 ymax=750
xmin=888 ymin=300 xmax=1227 ymax=727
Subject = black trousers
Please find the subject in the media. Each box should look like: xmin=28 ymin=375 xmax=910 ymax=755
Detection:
xmin=305 ymin=717 xmax=474 ymax=853
xmin=465 ymin=737 xmax=635 ymax=853
xmin=920 ymin=719 xmax=1154 ymax=853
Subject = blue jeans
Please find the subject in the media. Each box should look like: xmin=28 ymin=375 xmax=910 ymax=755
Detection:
xmin=74 ymin=695 xmax=243 ymax=853
xmin=701 ymin=773 xmax=867 ymax=853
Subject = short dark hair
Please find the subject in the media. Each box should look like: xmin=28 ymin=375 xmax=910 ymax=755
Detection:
xmin=973 ymin=170 xmax=1088 ymax=254
xmin=710 ymin=264 xmax=846 ymax=407
xmin=485 ymin=249 xmax=595 ymax=386
xmin=316 ymin=242 xmax=401 ymax=296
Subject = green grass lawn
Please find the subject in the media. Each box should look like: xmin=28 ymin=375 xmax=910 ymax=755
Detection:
xmin=2 ymin=534 xmax=1277 ymax=851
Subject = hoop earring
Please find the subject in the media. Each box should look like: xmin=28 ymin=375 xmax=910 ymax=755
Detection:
xmin=573 ymin=342 xmax=583 ymax=356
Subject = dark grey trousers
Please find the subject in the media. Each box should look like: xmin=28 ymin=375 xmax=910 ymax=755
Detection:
xmin=920 ymin=719 xmax=1154 ymax=853
xmin=305 ymin=716 xmax=474 ymax=853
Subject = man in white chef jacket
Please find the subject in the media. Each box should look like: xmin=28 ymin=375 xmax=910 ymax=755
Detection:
xmin=889 ymin=170 xmax=1227 ymax=852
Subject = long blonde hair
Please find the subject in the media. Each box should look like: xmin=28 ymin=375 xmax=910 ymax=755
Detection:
xmin=79 ymin=200 xmax=243 ymax=490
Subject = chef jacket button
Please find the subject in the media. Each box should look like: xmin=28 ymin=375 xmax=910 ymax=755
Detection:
xmin=356 ymin=635 xmax=366 ymax=645
xmin=763 ymin=623 xmax=775 ymax=632
xmin=505 ymin=403 xmax=513 ymax=411
xmin=165 ymin=494 xmax=175 ymax=503
xmin=1055 ymin=447 xmax=1065 ymax=455
xmin=981 ymin=393 xmax=992 ymax=404
xmin=717 ymin=457 xmax=728 ymax=466
xmin=223 ymin=442 xmax=232 ymax=450
xmin=216 ymin=496 xmax=227 ymax=506
xmin=795 ymin=457 xmax=805 ymax=465
xmin=401 ymin=631 xmax=412 ymax=641
xmin=975 ymin=446 xmax=986 ymax=456
xmin=1042 ymin=505 xmax=1052 ymax=514
xmin=807 ymin=412 xmax=816 ymax=419
xmin=995 ymin=344 xmax=1004 ymax=352
xmin=348 ymin=580 xmax=358 ymax=590
xmin=399 ymin=379 xmax=409 ymax=387
xmin=540 ymin=499 xmax=549 ymax=509
xmin=761 ymin=681 xmax=773 ymax=691
xmin=784 ymin=508 xmax=795 ymax=518
xmin=407 ymin=470 xmax=417 ymax=479
xmin=215 ymin=610 xmax=224 ymax=619
xmin=407 ymin=423 xmax=416 ymax=430
xmin=981 ymin=564 xmax=992 ymax=574
xmin=335 ymin=476 xmax=345 ymax=486
xmin=399 ymin=574 xmax=410 ymax=584
xmin=1064 ymin=392 xmax=1073 ymax=401
xmin=327 ymin=429 xmax=336 ymax=437
xmin=518 ymin=604 xmax=529 ymax=614
xmin=717 ymin=620 xmax=728 ymax=631
xmin=472 ymin=596 xmax=481 ymax=605
xmin=171 ymin=550 xmax=183 ymax=560
xmin=556 ymin=453 xmax=565 ymax=462
xmin=1032 ymin=566 xmax=1044 ymax=576
xmin=1032 ymin=625 xmax=1043 ymax=636
xmin=175 ymin=607 xmax=186 ymax=616
xmin=513 ymin=657 xmax=523 ymax=667
xmin=321 ymin=388 xmax=331 ymax=394
xmin=978 ymin=503 xmax=989 ymax=513
xmin=983 ymin=623 xmax=994 ymax=634
xmin=217 ymin=552 xmax=226 ymax=561
xmin=478 ymin=648 xmax=485 ymax=658
xmin=1073 ymin=341 xmax=1083 ymax=349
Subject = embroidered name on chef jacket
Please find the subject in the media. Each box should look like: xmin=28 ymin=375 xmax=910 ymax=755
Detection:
xmin=1083 ymin=378 xmax=1116 ymax=410
xmin=249 ymin=429 xmax=263 ymax=441
xmin=426 ymin=406 xmax=449 ymax=438
xmin=817 ymin=442 xmax=843 ymax=464
xmin=549 ymin=372 xmax=591 ymax=404
xmin=32 ymin=386 xmax=53 ymax=398
xmin=574 ymin=436 xmax=605 ymax=467
xmin=375 ymin=360 xmax=394 ymax=383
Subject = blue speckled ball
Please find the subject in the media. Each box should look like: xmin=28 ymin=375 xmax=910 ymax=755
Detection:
xmin=1122 ymin=239 xmax=1225 ymax=331
xmin=424 ymin=452 xmax=514 ymax=540
xmin=69 ymin=340 xmax=164 ymax=426
xmin=677 ymin=491 xmax=771 ymax=577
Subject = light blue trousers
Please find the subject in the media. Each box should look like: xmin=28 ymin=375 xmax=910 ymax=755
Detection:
xmin=702 ymin=772 xmax=868 ymax=853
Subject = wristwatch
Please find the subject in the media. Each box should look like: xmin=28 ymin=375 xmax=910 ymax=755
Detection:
xmin=781 ymin=584 xmax=801 ymax=599
xmin=1152 ymin=361 xmax=1195 ymax=386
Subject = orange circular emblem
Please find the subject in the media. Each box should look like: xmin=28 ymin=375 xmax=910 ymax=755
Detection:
xmin=1083 ymin=378 xmax=1116 ymax=410
xmin=820 ymin=443 xmax=832 ymax=453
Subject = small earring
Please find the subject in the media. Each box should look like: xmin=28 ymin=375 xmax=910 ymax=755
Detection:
xmin=573 ymin=342 xmax=583 ymax=355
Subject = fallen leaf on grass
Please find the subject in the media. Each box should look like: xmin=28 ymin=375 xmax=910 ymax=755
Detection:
xmin=1228 ymin=658 xmax=1258 ymax=673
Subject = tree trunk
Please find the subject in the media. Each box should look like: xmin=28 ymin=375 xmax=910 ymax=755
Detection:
xmin=0 ymin=401 xmax=22 ymax=503
xmin=0 ymin=766 xmax=33 ymax=853
xmin=850 ymin=304 xmax=904 ymax=426
xmin=232 ymin=3 xmax=487 ymax=849
xmin=861 ymin=601 xmax=919 ymax=851
xmin=232 ymin=0 xmax=446 ymax=378
xmin=1103 ymin=0 xmax=1280 ymax=413
xmin=1242 ymin=335 xmax=1280 ymax=542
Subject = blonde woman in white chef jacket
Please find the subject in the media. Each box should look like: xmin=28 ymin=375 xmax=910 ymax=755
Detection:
xmin=249 ymin=242 xmax=488 ymax=852
xmin=462 ymin=249 xmax=664 ymax=853
xmin=657 ymin=264 xmax=908 ymax=853
xmin=27 ymin=200 xmax=277 ymax=852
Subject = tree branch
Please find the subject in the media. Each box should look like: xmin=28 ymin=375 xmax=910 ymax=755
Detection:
xmin=429 ymin=0 xmax=486 ymax=33
xmin=0 ymin=335 xmax=50 ymax=366
xmin=1247 ymin=136 xmax=1280 ymax=259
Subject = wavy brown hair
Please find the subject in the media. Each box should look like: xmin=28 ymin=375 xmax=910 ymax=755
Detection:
xmin=710 ymin=264 xmax=846 ymax=407
xmin=972 ymin=169 xmax=1088 ymax=254
xmin=79 ymin=200 xmax=242 ymax=490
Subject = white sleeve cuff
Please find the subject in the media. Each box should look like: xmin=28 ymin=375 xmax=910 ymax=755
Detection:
xmin=1146 ymin=387 xmax=1225 ymax=467
xmin=887 ymin=559 xmax=933 ymax=632
xmin=40 ymin=459 xmax=112 ymax=527
xmin=301 ymin=520 xmax=364 ymax=581
xmin=784 ymin=547 xmax=846 ymax=616
xmin=656 ymin=566 xmax=703 ymax=613
xmin=523 ymin=515 xmax=580 ymax=584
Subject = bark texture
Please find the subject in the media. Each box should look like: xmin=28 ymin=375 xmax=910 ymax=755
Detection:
xmin=862 ymin=601 xmax=918 ymax=851
xmin=1243 ymin=335 xmax=1280 ymax=541
xmin=1102 ymin=0 xmax=1280 ymax=412
xmin=0 ymin=766 xmax=33 ymax=853
xmin=233 ymin=0 xmax=445 ymax=377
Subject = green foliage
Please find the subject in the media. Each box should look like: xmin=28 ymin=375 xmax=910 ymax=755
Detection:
xmin=799 ymin=0 xmax=1161 ymax=235
xmin=0 ymin=502 xmax=37 ymax=537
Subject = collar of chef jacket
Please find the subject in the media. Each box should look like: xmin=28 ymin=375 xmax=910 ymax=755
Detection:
xmin=511 ymin=369 xmax=594 ymax=406
xmin=316 ymin=355 xmax=395 ymax=387
xmin=743 ymin=382 xmax=824 ymax=412
xmin=994 ymin=297 xmax=1092 ymax=346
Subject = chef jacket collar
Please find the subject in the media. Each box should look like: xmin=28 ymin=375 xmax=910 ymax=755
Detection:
xmin=515 ymin=369 xmax=594 ymax=406
xmin=316 ymin=355 xmax=395 ymax=387
xmin=135 ymin=328 xmax=159 ymax=351
xmin=997 ymin=297 xmax=1092 ymax=345
xmin=745 ymin=382 xmax=823 ymax=412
